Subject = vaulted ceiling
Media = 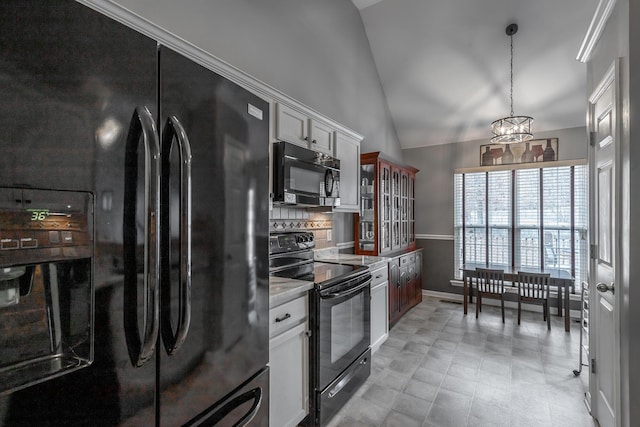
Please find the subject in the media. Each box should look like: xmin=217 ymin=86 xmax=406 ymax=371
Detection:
xmin=353 ymin=0 xmax=596 ymax=148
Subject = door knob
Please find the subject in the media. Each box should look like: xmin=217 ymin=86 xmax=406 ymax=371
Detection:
xmin=596 ymin=282 xmax=615 ymax=294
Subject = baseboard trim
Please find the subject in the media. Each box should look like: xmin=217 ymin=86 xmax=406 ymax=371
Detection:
xmin=371 ymin=332 xmax=389 ymax=354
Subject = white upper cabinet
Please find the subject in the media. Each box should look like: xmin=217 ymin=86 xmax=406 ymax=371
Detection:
xmin=274 ymin=102 xmax=363 ymax=211
xmin=275 ymin=103 xmax=334 ymax=155
xmin=309 ymin=120 xmax=334 ymax=155
xmin=276 ymin=103 xmax=309 ymax=147
xmin=334 ymin=131 xmax=361 ymax=212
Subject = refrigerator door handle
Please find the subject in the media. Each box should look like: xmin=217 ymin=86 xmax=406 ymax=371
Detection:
xmin=160 ymin=115 xmax=192 ymax=354
xmin=185 ymin=387 xmax=263 ymax=427
xmin=123 ymin=106 xmax=161 ymax=367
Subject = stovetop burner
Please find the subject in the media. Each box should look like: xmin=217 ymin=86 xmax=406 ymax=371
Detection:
xmin=269 ymin=232 xmax=368 ymax=288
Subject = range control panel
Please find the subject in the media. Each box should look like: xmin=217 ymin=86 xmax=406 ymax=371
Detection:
xmin=0 ymin=187 xmax=94 ymax=267
xmin=269 ymin=232 xmax=315 ymax=255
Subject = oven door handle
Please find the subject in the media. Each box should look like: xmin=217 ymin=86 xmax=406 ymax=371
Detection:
xmin=328 ymin=355 xmax=369 ymax=398
xmin=320 ymin=278 xmax=372 ymax=299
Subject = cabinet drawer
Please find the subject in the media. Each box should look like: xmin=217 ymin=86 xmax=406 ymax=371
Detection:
xmin=370 ymin=264 xmax=389 ymax=288
xmin=270 ymin=294 xmax=308 ymax=338
xmin=400 ymin=253 xmax=415 ymax=266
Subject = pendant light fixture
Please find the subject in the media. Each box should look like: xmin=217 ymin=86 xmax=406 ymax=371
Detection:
xmin=490 ymin=23 xmax=533 ymax=144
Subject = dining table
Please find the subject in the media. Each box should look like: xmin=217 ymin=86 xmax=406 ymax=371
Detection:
xmin=461 ymin=263 xmax=575 ymax=332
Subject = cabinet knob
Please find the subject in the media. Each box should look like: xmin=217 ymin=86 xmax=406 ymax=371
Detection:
xmin=312 ymin=139 xmax=317 ymax=144
xmin=304 ymin=136 xmax=309 ymax=141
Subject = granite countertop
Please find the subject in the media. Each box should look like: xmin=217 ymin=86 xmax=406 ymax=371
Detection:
xmin=269 ymin=276 xmax=314 ymax=307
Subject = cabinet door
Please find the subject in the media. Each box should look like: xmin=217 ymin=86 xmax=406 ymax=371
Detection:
xmin=391 ymin=167 xmax=402 ymax=251
xmin=409 ymin=173 xmax=416 ymax=247
xmin=269 ymin=322 xmax=309 ymax=427
xmin=357 ymin=162 xmax=376 ymax=253
xmin=407 ymin=262 xmax=417 ymax=302
xmin=399 ymin=265 xmax=410 ymax=310
xmin=400 ymin=170 xmax=409 ymax=248
xmin=334 ymin=132 xmax=360 ymax=212
xmin=388 ymin=261 xmax=400 ymax=324
xmin=371 ymin=282 xmax=389 ymax=353
xmin=309 ymin=120 xmax=335 ymax=155
xmin=379 ymin=162 xmax=393 ymax=254
xmin=414 ymin=251 xmax=423 ymax=303
xmin=276 ymin=103 xmax=309 ymax=147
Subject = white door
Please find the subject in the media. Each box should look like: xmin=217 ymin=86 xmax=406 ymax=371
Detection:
xmin=589 ymin=62 xmax=619 ymax=427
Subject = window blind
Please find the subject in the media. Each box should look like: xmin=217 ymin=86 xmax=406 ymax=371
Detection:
xmin=463 ymin=173 xmax=486 ymax=266
xmin=454 ymin=174 xmax=463 ymax=272
xmin=488 ymin=171 xmax=511 ymax=266
xmin=515 ymin=169 xmax=541 ymax=268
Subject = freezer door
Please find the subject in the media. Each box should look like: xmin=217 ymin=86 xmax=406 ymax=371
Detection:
xmin=184 ymin=367 xmax=269 ymax=427
xmin=0 ymin=0 xmax=158 ymax=425
xmin=157 ymin=46 xmax=270 ymax=425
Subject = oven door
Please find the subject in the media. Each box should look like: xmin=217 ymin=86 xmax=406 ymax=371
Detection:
xmin=316 ymin=273 xmax=371 ymax=391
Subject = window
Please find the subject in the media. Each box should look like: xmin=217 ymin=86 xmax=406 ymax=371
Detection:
xmin=454 ymin=164 xmax=588 ymax=286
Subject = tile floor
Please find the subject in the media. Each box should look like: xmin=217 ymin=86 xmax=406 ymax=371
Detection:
xmin=326 ymin=296 xmax=594 ymax=427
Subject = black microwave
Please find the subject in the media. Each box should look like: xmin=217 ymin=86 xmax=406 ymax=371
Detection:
xmin=272 ymin=141 xmax=340 ymax=207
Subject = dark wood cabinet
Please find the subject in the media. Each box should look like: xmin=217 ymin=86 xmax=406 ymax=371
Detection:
xmin=388 ymin=249 xmax=423 ymax=327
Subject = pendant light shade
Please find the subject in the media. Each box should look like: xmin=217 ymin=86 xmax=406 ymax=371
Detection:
xmin=490 ymin=23 xmax=533 ymax=144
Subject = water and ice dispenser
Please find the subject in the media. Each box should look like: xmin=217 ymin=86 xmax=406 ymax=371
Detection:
xmin=0 ymin=188 xmax=94 ymax=394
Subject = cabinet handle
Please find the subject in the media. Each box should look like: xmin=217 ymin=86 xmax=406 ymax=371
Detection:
xmin=275 ymin=313 xmax=291 ymax=322
xmin=375 ymin=274 xmax=384 ymax=279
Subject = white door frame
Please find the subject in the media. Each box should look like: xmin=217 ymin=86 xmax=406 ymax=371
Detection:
xmin=588 ymin=59 xmax=622 ymax=427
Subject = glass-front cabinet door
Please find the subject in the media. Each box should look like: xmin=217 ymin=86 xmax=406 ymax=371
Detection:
xmin=408 ymin=171 xmax=416 ymax=247
xmin=358 ymin=164 xmax=375 ymax=252
xmin=380 ymin=162 xmax=392 ymax=254
xmin=401 ymin=170 xmax=409 ymax=248
xmin=391 ymin=167 xmax=401 ymax=251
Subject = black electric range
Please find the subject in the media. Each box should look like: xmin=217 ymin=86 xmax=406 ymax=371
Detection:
xmin=269 ymin=232 xmax=372 ymax=426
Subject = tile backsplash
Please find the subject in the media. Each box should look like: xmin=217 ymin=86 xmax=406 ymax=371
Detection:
xmin=270 ymin=207 xmax=333 ymax=249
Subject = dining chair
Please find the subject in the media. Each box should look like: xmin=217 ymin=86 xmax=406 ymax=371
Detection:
xmin=516 ymin=271 xmax=551 ymax=330
xmin=474 ymin=268 xmax=506 ymax=322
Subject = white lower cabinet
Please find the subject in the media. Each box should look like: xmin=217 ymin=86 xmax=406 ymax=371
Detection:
xmin=269 ymin=295 xmax=309 ymax=427
xmin=370 ymin=264 xmax=389 ymax=353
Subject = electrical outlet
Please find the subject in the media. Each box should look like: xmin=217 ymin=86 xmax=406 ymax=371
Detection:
xmin=327 ymin=230 xmax=332 ymax=241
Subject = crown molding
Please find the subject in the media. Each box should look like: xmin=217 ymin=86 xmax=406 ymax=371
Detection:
xmin=577 ymin=0 xmax=617 ymax=63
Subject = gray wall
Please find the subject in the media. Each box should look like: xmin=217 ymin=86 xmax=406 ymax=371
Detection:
xmin=404 ymin=125 xmax=588 ymax=294
xmin=103 ymin=0 xmax=403 ymax=162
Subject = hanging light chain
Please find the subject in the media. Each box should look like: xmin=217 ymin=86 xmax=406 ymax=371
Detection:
xmin=490 ymin=23 xmax=533 ymax=143
xmin=510 ymin=32 xmax=514 ymax=117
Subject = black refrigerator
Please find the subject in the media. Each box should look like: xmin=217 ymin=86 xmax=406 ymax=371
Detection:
xmin=0 ymin=1 xmax=270 ymax=425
